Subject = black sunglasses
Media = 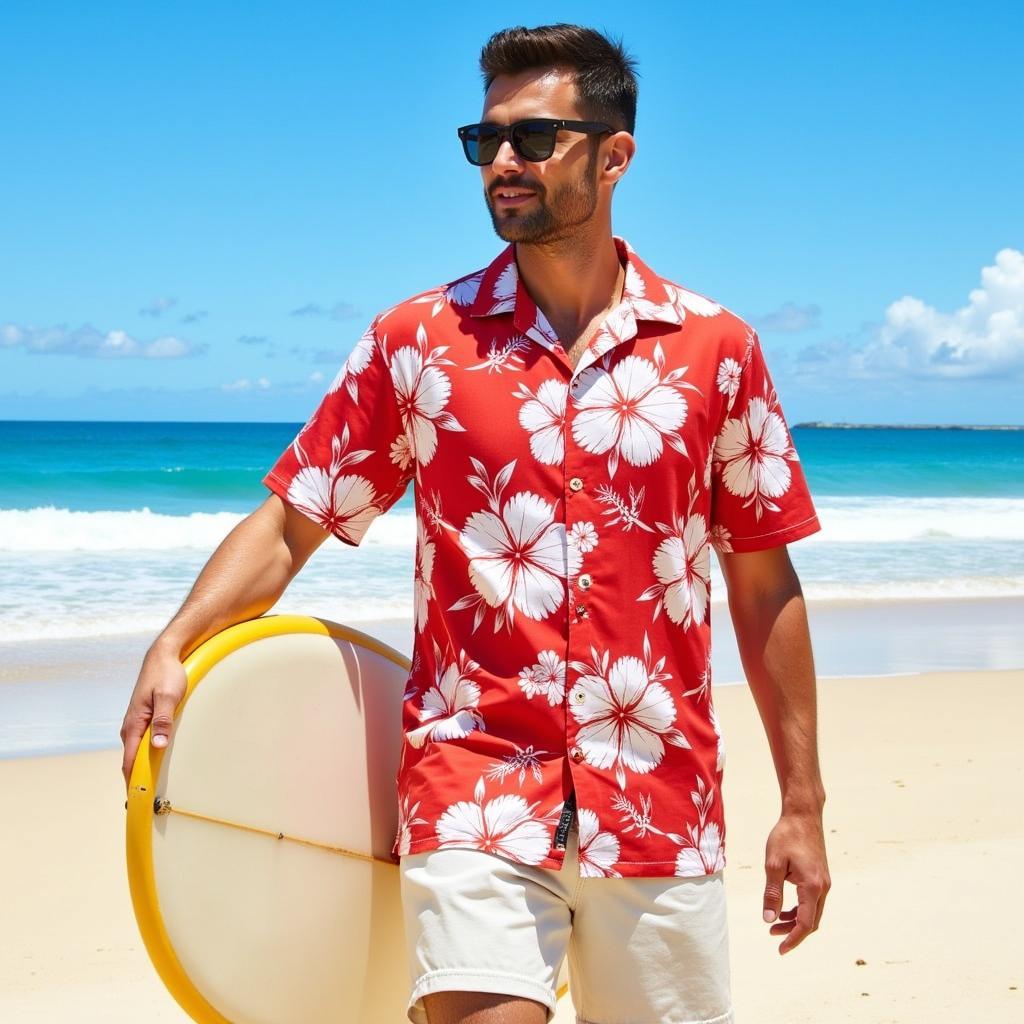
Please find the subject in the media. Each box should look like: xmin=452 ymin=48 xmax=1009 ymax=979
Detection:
xmin=457 ymin=118 xmax=615 ymax=165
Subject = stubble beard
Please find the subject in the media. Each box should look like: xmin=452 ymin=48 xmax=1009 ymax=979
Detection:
xmin=487 ymin=144 xmax=600 ymax=246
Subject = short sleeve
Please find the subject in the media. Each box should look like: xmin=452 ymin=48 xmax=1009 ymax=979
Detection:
xmin=709 ymin=329 xmax=821 ymax=554
xmin=262 ymin=316 xmax=414 ymax=547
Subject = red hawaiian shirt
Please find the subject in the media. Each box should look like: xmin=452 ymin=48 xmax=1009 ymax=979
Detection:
xmin=262 ymin=235 xmax=821 ymax=879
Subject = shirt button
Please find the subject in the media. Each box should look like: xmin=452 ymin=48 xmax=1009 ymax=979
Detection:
xmin=569 ymin=476 xmax=584 ymax=492
xmin=570 ymin=745 xmax=585 ymax=763
xmin=578 ymin=573 xmax=592 ymax=589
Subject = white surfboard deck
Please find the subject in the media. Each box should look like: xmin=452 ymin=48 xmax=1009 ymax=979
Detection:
xmin=125 ymin=614 xmax=571 ymax=1023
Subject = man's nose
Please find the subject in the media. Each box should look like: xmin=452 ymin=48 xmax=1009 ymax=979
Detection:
xmin=490 ymin=137 xmax=525 ymax=176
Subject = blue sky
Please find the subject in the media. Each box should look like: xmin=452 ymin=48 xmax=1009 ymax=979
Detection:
xmin=2 ymin=2 xmax=1021 ymax=424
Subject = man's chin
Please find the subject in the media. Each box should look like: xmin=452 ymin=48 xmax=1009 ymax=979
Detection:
xmin=490 ymin=215 xmax=549 ymax=244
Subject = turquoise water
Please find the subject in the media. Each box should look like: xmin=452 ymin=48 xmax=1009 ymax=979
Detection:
xmin=5 ymin=420 xmax=1024 ymax=511
xmin=2 ymin=420 xmax=1023 ymax=642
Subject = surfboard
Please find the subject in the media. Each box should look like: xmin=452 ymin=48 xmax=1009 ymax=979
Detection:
xmin=125 ymin=613 xmax=571 ymax=1023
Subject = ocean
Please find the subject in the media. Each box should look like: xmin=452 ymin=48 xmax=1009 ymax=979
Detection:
xmin=2 ymin=418 xmax=1023 ymax=759
xmin=2 ymin=419 xmax=1023 ymax=644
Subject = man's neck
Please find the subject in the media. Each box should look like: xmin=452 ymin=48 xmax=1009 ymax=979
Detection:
xmin=513 ymin=228 xmax=625 ymax=340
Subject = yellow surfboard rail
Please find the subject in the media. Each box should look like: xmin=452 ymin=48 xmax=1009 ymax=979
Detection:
xmin=124 ymin=612 xmax=570 ymax=1021
xmin=124 ymin=613 xmax=411 ymax=1023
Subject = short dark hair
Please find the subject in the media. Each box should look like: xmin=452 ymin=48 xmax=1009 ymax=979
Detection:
xmin=479 ymin=23 xmax=639 ymax=136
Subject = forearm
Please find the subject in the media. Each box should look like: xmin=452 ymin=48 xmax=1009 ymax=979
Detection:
xmin=729 ymin=577 xmax=825 ymax=815
xmin=150 ymin=506 xmax=296 ymax=661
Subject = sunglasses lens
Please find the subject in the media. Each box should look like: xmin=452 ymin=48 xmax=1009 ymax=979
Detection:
xmin=462 ymin=126 xmax=499 ymax=165
xmin=513 ymin=122 xmax=556 ymax=161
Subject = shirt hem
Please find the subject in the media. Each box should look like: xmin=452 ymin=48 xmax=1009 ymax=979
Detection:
xmin=397 ymin=836 xmax=728 ymax=879
xmin=718 ymin=513 xmax=822 ymax=552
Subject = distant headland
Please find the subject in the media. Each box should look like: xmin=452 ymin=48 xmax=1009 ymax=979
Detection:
xmin=792 ymin=422 xmax=1023 ymax=431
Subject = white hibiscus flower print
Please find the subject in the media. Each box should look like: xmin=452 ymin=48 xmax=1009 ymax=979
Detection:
xmin=682 ymin=650 xmax=713 ymax=702
xmin=672 ymin=775 xmax=725 ymax=876
xmin=713 ymin=395 xmax=796 ymax=519
xmin=327 ymin=324 xmax=376 ymax=399
xmin=569 ymin=521 xmax=599 ymax=554
xmin=710 ymin=523 xmax=734 ymax=553
xmin=450 ymin=458 xmax=582 ymax=634
xmin=517 ymin=650 xmax=566 ymax=706
xmin=568 ymin=635 xmax=691 ymax=790
xmin=709 ymin=703 xmax=726 ymax=772
xmin=413 ymin=515 xmax=435 ymax=634
xmin=389 ymin=323 xmax=466 ymax=473
xmin=390 ymin=430 xmax=413 ymax=473
xmin=663 ymin=281 xmax=723 ymax=319
xmin=404 ymin=647 xmax=486 ymax=749
xmin=514 ymin=378 xmax=569 ymax=464
xmin=394 ymin=794 xmax=428 ymax=856
xmin=675 ymin=821 xmax=725 ymax=875
xmin=640 ymin=510 xmax=712 ymax=631
xmin=532 ymin=307 xmax=560 ymax=349
xmin=445 ymin=270 xmax=484 ymax=307
xmin=624 ymin=260 xmax=647 ymax=298
xmin=435 ymin=775 xmax=552 ymax=865
xmin=492 ymin=261 xmax=518 ymax=308
xmin=576 ymin=807 xmax=622 ymax=878
xmin=571 ymin=346 xmax=701 ymax=477
xmin=610 ymin=779 xmax=726 ymax=876
xmin=716 ymin=356 xmax=743 ymax=403
xmin=622 ymin=265 xmax=691 ymax=326
xmin=285 ymin=423 xmax=385 ymax=545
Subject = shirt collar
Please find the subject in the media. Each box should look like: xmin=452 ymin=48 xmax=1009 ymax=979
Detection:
xmin=467 ymin=234 xmax=685 ymax=339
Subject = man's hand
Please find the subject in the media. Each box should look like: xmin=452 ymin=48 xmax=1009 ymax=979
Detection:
xmin=121 ymin=644 xmax=188 ymax=795
xmin=762 ymin=810 xmax=831 ymax=954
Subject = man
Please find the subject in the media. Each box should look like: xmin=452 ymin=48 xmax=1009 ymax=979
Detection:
xmin=121 ymin=22 xmax=830 ymax=1024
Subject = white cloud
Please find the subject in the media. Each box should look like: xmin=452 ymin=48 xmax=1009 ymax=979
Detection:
xmin=0 ymin=321 xmax=206 ymax=358
xmin=798 ymin=249 xmax=1024 ymax=380
xmin=754 ymin=302 xmax=821 ymax=333
xmin=860 ymin=249 xmax=1023 ymax=379
xmin=288 ymin=301 xmax=360 ymax=321
xmin=145 ymin=335 xmax=193 ymax=358
xmin=222 ymin=376 xmax=271 ymax=392
xmin=139 ymin=296 xmax=178 ymax=317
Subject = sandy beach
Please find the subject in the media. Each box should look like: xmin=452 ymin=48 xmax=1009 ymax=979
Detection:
xmin=2 ymin=664 xmax=1020 ymax=1023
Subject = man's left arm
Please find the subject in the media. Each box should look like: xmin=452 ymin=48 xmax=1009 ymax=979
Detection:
xmin=719 ymin=543 xmax=831 ymax=955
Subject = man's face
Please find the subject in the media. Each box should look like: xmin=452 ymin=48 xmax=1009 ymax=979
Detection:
xmin=478 ymin=68 xmax=605 ymax=244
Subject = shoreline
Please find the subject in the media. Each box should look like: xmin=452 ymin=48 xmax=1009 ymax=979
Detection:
xmin=2 ymin=595 xmax=1023 ymax=761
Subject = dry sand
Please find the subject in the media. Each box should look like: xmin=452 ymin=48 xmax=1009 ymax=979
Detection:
xmin=2 ymin=667 xmax=1021 ymax=1023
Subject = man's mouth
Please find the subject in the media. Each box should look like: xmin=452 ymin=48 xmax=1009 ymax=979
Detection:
xmin=493 ymin=188 xmax=536 ymax=207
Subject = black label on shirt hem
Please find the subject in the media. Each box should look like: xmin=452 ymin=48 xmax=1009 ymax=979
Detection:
xmin=554 ymin=790 xmax=576 ymax=849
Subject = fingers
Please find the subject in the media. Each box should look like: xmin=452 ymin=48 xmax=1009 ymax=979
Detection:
xmin=762 ymin=858 xmax=786 ymax=924
xmin=120 ymin=713 xmax=146 ymax=794
xmin=813 ymin=871 xmax=832 ymax=930
xmin=121 ymin=649 xmax=187 ymax=797
xmin=778 ymin=880 xmax=824 ymax=955
xmin=150 ymin=686 xmax=178 ymax=750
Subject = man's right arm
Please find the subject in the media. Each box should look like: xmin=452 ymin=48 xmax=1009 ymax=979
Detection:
xmin=120 ymin=493 xmax=329 ymax=791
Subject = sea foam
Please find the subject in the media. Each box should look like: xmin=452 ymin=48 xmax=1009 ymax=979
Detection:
xmin=3 ymin=497 xmax=1024 ymax=552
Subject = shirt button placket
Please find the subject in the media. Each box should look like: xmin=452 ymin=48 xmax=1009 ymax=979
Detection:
xmin=561 ymin=373 xmax=592 ymax=859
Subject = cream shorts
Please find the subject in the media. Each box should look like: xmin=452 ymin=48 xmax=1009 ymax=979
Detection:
xmin=399 ymin=811 xmax=734 ymax=1024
